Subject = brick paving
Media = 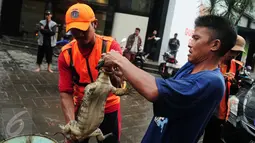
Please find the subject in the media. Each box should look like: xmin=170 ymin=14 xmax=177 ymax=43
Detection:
xmin=0 ymin=45 xmax=153 ymax=143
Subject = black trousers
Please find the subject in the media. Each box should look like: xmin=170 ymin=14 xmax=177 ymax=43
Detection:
xmin=146 ymin=44 xmax=157 ymax=61
xmin=203 ymin=116 xmax=225 ymax=143
xmin=72 ymin=111 xmax=120 ymax=143
xmin=36 ymin=45 xmax=53 ymax=65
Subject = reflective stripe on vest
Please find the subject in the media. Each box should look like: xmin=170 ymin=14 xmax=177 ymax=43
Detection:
xmin=61 ymin=34 xmax=120 ymax=110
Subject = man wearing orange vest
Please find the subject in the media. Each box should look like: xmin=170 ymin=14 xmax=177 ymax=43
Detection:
xmin=203 ymin=35 xmax=246 ymax=143
xmin=58 ymin=3 xmax=123 ymax=143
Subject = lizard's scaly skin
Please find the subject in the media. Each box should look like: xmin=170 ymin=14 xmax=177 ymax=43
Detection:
xmin=59 ymin=69 xmax=126 ymax=142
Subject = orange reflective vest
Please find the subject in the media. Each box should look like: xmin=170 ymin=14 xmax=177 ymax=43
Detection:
xmin=61 ymin=34 xmax=120 ymax=113
xmin=217 ymin=59 xmax=243 ymax=120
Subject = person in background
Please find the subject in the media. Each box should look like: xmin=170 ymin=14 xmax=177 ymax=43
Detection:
xmin=102 ymin=15 xmax=237 ymax=143
xmin=123 ymin=28 xmax=142 ymax=62
xmin=58 ymin=3 xmax=123 ymax=143
xmin=60 ymin=24 xmax=72 ymax=41
xmin=35 ymin=10 xmax=57 ymax=73
xmin=203 ymin=35 xmax=246 ymax=143
xmin=168 ymin=33 xmax=180 ymax=58
xmin=60 ymin=24 xmax=67 ymax=40
xmin=144 ymin=30 xmax=158 ymax=61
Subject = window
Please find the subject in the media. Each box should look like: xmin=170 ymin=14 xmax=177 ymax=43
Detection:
xmin=85 ymin=0 xmax=108 ymax=5
xmin=95 ymin=11 xmax=107 ymax=35
xmin=131 ymin=0 xmax=151 ymax=13
xmin=20 ymin=0 xmax=46 ymax=36
xmin=119 ymin=0 xmax=152 ymax=15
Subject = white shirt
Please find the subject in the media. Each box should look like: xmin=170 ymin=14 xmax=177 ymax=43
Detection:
xmin=131 ymin=36 xmax=138 ymax=53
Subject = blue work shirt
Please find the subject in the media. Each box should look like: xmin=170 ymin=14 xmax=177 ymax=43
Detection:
xmin=141 ymin=62 xmax=225 ymax=143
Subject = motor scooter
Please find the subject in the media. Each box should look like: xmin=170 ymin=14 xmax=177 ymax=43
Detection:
xmin=223 ymin=66 xmax=255 ymax=143
xmin=53 ymin=31 xmax=72 ymax=57
xmin=120 ymin=38 xmax=144 ymax=69
xmin=158 ymin=50 xmax=179 ymax=79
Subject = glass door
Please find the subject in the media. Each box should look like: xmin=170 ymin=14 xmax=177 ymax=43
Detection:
xmin=94 ymin=11 xmax=107 ymax=35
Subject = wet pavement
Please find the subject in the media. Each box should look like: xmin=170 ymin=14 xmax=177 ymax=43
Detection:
xmin=0 ymin=45 xmax=153 ymax=143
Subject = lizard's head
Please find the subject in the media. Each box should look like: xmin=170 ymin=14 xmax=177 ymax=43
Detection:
xmin=96 ymin=59 xmax=113 ymax=76
xmin=96 ymin=59 xmax=105 ymax=71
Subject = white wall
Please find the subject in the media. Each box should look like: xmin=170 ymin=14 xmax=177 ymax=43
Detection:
xmin=159 ymin=0 xmax=201 ymax=66
xmin=160 ymin=0 xmax=253 ymax=67
xmin=111 ymin=12 xmax=149 ymax=49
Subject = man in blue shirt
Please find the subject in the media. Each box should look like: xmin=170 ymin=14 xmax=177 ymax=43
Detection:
xmin=102 ymin=15 xmax=237 ymax=143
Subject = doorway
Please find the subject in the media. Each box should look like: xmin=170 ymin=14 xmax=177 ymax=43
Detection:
xmin=144 ymin=0 xmax=170 ymax=61
xmin=1 ymin=0 xmax=23 ymax=36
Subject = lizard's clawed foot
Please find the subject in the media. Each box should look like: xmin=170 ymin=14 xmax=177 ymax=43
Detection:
xmin=112 ymin=81 xmax=128 ymax=96
xmin=96 ymin=133 xmax=113 ymax=141
xmin=90 ymin=128 xmax=113 ymax=141
xmin=112 ymin=88 xmax=127 ymax=96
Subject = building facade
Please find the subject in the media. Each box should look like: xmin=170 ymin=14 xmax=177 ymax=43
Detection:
xmin=159 ymin=0 xmax=255 ymax=67
xmin=0 ymin=0 xmax=170 ymax=52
